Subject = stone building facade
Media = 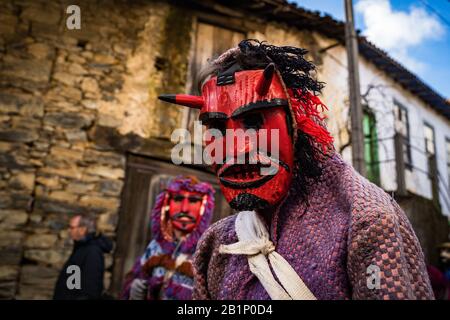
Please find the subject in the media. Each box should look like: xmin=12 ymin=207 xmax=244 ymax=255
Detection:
xmin=0 ymin=0 xmax=189 ymax=299
xmin=0 ymin=0 xmax=448 ymax=299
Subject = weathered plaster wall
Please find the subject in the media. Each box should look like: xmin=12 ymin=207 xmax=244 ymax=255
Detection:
xmin=315 ymin=32 xmax=450 ymax=218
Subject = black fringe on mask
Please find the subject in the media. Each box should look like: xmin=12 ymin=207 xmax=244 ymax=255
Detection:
xmin=233 ymin=39 xmax=324 ymax=101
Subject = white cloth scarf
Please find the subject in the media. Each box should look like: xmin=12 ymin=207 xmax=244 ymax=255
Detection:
xmin=219 ymin=210 xmax=316 ymax=300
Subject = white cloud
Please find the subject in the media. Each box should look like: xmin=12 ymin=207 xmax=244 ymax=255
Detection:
xmin=355 ymin=0 xmax=445 ymax=72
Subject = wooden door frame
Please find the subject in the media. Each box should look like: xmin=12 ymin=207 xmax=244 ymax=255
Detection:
xmin=109 ymin=153 xmax=229 ymax=297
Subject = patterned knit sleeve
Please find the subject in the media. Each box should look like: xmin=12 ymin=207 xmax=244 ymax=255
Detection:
xmin=120 ymin=239 xmax=160 ymax=300
xmin=120 ymin=257 xmax=143 ymax=300
xmin=346 ymin=195 xmax=434 ymax=300
xmin=192 ymin=225 xmax=216 ymax=300
xmin=192 ymin=215 xmax=236 ymax=300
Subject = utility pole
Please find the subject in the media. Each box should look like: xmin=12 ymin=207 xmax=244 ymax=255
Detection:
xmin=344 ymin=0 xmax=366 ymax=176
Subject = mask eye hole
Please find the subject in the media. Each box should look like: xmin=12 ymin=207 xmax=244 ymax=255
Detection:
xmin=206 ymin=120 xmax=226 ymax=136
xmin=242 ymin=113 xmax=264 ymax=130
xmin=172 ymin=195 xmax=184 ymax=203
xmin=188 ymin=196 xmax=202 ymax=204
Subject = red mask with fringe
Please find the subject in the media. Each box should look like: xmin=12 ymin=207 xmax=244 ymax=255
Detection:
xmin=166 ymin=190 xmax=205 ymax=233
xmin=159 ymin=63 xmax=333 ymax=210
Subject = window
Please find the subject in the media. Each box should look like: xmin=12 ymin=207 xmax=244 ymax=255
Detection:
xmin=394 ymin=102 xmax=412 ymax=168
xmin=424 ymin=122 xmax=439 ymax=203
xmin=363 ymin=111 xmax=380 ymax=185
xmin=447 ymin=138 xmax=450 ymax=191
xmin=424 ymin=123 xmax=435 ymax=156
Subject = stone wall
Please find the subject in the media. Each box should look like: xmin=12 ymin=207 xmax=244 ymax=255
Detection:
xmin=0 ymin=0 xmax=192 ymax=299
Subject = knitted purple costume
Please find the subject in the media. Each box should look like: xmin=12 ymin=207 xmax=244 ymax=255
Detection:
xmin=121 ymin=177 xmax=214 ymax=300
xmin=193 ymin=153 xmax=434 ymax=300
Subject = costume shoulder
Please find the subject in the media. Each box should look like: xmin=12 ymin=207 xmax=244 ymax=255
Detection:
xmin=193 ymin=214 xmax=237 ymax=300
xmin=341 ymin=160 xmax=434 ymax=300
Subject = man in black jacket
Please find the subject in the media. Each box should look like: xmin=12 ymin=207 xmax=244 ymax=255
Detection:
xmin=53 ymin=214 xmax=112 ymax=300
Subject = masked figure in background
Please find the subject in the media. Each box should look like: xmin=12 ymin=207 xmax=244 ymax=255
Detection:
xmin=121 ymin=176 xmax=214 ymax=300
xmin=158 ymin=40 xmax=434 ymax=299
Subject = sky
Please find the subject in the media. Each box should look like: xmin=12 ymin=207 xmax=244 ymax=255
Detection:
xmin=291 ymin=0 xmax=450 ymax=99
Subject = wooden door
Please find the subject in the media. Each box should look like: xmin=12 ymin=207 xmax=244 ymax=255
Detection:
xmin=185 ymin=22 xmax=246 ymax=131
xmin=110 ymin=154 xmax=230 ymax=296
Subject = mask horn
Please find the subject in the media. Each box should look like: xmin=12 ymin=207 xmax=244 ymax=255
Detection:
xmin=158 ymin=94 xmax=204 ymax=109
xmin=256 ymin=63 xmax=275 ymax=96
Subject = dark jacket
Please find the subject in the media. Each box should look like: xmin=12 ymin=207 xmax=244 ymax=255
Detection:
xmin=53 ymin=233 xmax=113 ymax=300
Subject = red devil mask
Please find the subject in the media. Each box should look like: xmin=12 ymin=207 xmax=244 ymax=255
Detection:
xmin=165 ymin=190 xmax=205 ymax=233
xmin=159 ymin=64 xmax=295 ymax=211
